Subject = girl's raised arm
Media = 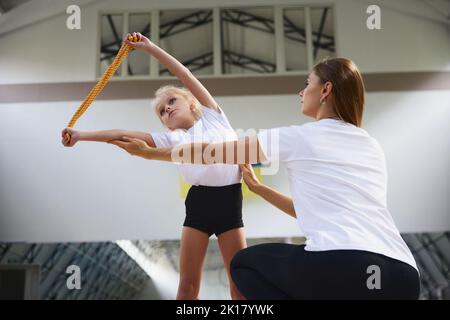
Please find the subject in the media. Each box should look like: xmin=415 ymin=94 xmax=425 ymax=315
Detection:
xmin=126 ymin=32 xmax=219 ymax=112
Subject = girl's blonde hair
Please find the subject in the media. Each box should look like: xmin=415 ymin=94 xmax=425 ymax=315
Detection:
xmin=153 ymin=85 xmax=202 ymax=124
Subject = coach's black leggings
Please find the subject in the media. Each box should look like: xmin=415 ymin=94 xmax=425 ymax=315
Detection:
xmin=230 ymin=244 xmax=420 ymax=300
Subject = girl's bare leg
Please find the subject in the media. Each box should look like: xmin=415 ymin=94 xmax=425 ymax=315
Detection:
xmin=218 ymin=227 xmax=247 ymax=300
xmin=177 ymin=226 xmax=210 ymax=300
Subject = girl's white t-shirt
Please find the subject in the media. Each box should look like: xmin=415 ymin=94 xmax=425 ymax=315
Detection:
xmin=258 ymin=118 xmax=418 ymax=270
xmin=151 ymin=106 xmax=241 ymax=187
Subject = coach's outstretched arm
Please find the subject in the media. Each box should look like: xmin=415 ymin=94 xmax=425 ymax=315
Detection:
xmin=108 ymin=135 xmax=267 ymax=165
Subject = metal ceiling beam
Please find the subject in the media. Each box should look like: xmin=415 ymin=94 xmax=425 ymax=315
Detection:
xmin=283 ymin=14 xmax=335 ymax=52
xmin=101 ymin=16 xmax=151 ymax=52
xmin=223 ymin=50 xmax=276 ymax=73
xmin=160 ymin=10 xmax=212 ymax=39
xmin=160 ymin=52 xmax=213 ymax=76
xmin=98 ymin=15 xmax=134 ymax=75
xmin=222 ymin=9 xmax=274 ymax=34
xmin=100 ymin=7 xmax=335 ymax=76
xmin=222 ymin=9 xmax=335 ymax=52
xmin=160 ymin=49 xmax=277 ymax=75
xmin=0 ymin=243 xmax=12 ymax=263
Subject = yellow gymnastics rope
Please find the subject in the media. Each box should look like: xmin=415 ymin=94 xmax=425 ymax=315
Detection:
xmin=65 ymin=35 xmax=138 ymax=142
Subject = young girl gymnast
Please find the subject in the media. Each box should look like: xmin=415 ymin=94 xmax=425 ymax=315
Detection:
xmin=61 ymin=32 xmax=246 ymax=300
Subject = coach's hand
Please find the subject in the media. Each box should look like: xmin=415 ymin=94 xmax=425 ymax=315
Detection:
xmin=108 ymin=136 xmax=155 ymax=159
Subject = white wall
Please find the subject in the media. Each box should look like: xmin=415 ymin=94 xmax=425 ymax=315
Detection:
xmin=0 ymin=0 xmax=449 ymax=85
xmin=0 ymin=91 xmax=449 ymax=242
xmin=335 ymin=0 xmax=450 ymax=72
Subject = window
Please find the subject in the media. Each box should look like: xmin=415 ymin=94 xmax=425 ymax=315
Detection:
xmin=98 ymin=5 xmax=336 ymax=78
xmin=221 ymin=7 xmax=276 ymax=74
xmin=99 ymin=14 xmax=124 ymax=77
xmin=159 ymin=10 xmax=213 ymax=76
xmin=284 ymin=8 xmax=308 ymax=71
xmin=310 ymin=7 xmax=336 ymax=64
xmin=128 ymin=13 xmax=151 ymax=76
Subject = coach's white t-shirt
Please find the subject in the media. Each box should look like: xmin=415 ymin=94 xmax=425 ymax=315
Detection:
xmin=258 ymin=118 xmax=418 ymax=270
xmin=151 ymin=106 xmax=241 ymax=187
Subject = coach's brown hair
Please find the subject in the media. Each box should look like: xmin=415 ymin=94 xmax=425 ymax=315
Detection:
xmin=313 ymin=58 xmax=365 ymax=127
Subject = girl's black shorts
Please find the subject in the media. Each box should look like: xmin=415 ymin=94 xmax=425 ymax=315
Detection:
xmin=184 ymin=183 xmax=244 ymax=237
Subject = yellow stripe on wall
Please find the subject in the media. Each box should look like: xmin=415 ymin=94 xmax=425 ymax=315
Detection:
xmin=178 ymin=167 xmax=264 ymax=199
